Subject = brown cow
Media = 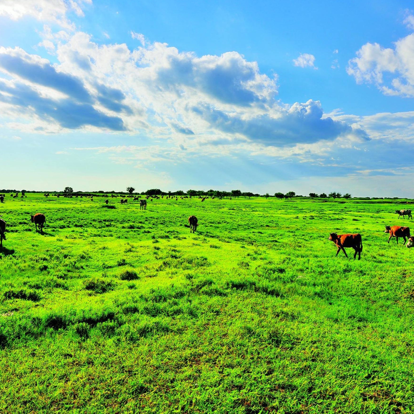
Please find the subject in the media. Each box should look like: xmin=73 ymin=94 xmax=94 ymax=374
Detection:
xmin=406 ymin=236 xmax=414 ymax=248
xmin=140 ymin=199 xmax=147 ymax=210
xmin=31 ymin=213 xmax=46 ymax=233
xmin=385 ymin=226 xmax=410 ymax=244
xmin=329 ymin=233 xmax=363 ymax=260
xmin=0 ymin=218 xmax=6 ymax=247
xmin=188 ymin=215 xmax=198 ymax=233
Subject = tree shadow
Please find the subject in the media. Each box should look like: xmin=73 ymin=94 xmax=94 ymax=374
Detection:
xmin=0 ymin=246 xmax=15 ymax=256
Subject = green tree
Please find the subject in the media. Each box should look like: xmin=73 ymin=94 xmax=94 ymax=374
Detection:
xmin=285 ymin=191 xmax=296 ymax=198
xmin=275 ymin=192 xmax=285 ymax=199
xmin=231 ymin=190 xmax=242 ymax=197
xmin=64 ymin=187 xmax=73 ymax=193
xmin=343 ymin=193 xmax=352 ymax=199
xmin=319 ymin=193 xmax=327 ymax=198
xmin=127 ymin=187 xmax=135 ymax=194
xmin=309 ymin=193 xmax=318 ymax=198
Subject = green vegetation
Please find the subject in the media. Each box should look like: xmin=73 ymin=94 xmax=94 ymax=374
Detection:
xmin=1 ymin=194 xmax=414 ymax=412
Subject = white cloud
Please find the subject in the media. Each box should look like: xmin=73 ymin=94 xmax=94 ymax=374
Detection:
xmin=131 ymin=32 xmax=146 ymax=46
xmin=0 ymin=29 xmax=368 ymax=168
xmin=0 ymin=0 xmax=92 ymax=30
xmin=347 ymin=28 xmax=414 ymax=97
xmin=293 ymin=53 xmax=317 ymax=69
xmin=404 ymin=14 xmax=414 ymax=30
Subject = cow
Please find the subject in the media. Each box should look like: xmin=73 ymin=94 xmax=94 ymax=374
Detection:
xmin=395 ymin=209 xmax=412 ymax=219
xmin=0 ymin=195 xmax=4 ymax=203
xmin=105 ymin=200 xmax=109 ymax=205
xmin=406 ymin=236 xmax=414 ymax=248
xmin=188 ymin=215 xmax=198 ymax=233
xmin=0 ymin=218 xmax=6 ymax=247
xmin=385 ymin=226 xmax=410 ymax=244
xmin=329 ymin=233 xmax=363 ymax=260
xmin=140 ymin=199 xmax=147 ymax=210
xmin=31 ymin=213 xmax=46 ymax=233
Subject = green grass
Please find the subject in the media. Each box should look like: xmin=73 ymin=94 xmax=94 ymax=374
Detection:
xmin=1 ymin=194 xmax=414 ymax=412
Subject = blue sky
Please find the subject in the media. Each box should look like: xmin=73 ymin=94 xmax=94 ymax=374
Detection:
xmin=1 ymin=0 xmax=414 ymax=196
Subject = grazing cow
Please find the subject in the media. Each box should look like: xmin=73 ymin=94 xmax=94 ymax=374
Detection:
xmin=0 ymin=195 xmax=4 ymax=203
xmin=31 ymin=213 xmax=46 ymax=233
xmin=140 ymin=199 xmax=147 ymax=210
xmin=406 ymin=236 xmax=414 ymax=248
xmin=0 ymin=218 xmax=6 ymax=247
xmin=385 ymin=226 xmax=410 ymax=244
xmin=105 ymin=199 xmax=109 ymax=205
xmin=188 ymin=215 xmax=198 ymax=233
xmin=329 ymin=233 xmax=363 ymax=260
xmin=395 ymin=209 xmax=412 ymax=219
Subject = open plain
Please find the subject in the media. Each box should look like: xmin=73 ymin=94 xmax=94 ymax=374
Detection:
xmin=1 ymin=194 xmax=414 ymax=413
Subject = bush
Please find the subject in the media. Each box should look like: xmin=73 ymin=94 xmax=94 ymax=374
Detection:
xmin=3 ymin=289 xmax=41 ymax=301
xmin=83 ymin=278 xmax=115 ymax=294
xmin=119 ymin=270 xmax=139 ymax=281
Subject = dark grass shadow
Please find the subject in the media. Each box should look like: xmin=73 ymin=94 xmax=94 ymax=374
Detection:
xmin=37 ymin=230 xmax=55 ymax=237
xmin=0 ymin=246 xmax=15 ymax=256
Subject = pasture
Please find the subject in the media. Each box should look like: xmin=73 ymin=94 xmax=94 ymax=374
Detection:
xmin=1 ymin=194 xmax=414 ymax=413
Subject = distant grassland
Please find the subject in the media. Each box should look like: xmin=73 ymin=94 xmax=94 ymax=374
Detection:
xmin=1 ymin=194 xmax=414 ymax=413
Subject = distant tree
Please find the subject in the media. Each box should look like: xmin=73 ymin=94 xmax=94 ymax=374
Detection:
xmin=127 ymin=187 xmax=135 ymax=194
xmin=146 ymin=189 xmax=162 ymax=196
xmin=187 ymin=190 xmax=197 ymax=196
xmin=285 ymin=191 xmax=296 ymax=198
xmin=319 ymin=193 xmax=327 ymax=198
xmin=275 ymin=192 xmax=285 ymax=199
xmin=343 ymin=193 xmax=352 ymax=199
xmin=243 ymin=192 xmax=254 ymax=198
xmin=309 ymin=193 xmax=318 ymax=198
xmin=265 ymin=193 xmax=269 ymax=198
xmin=329 ymin=192 xmax=341 ymax=199
xmin=64 ymin=187 xmax=74 ymax=194
xmin=231 ymin=190 xmax=242 ymax=197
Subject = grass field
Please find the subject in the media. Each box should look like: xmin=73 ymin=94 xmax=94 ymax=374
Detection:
xmin=1 ymin=194 xmax=414 ymax=413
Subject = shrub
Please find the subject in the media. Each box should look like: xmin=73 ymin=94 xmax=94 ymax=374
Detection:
xmin=83 ymin=278 xmax=115 ymax=294
xmin=119 ymin=270 xmax=139 ymax=281
xmin=3 ymin=289 xmax=41 ymax=302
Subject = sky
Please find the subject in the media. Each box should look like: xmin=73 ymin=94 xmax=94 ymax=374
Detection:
xmin=1 ymin=0 xmax=414 ymax=196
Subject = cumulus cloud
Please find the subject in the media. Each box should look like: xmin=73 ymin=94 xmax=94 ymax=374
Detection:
xmin=0 ymin=0 xmax=92 ymax=30
xmin=193 ymin=100 xmax=367 ymax=146
xmin=293 ymin=53 xmax=317 ymax=69
xmin=0 ymin=29 xmax=367 ymax=159
xmin=347 ymin=28 xmax=414 ymax=97
xmin=0 ymin=79 xmax=125 ymax=131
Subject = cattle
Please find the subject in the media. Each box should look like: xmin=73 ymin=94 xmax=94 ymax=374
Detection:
xmin=395 ymin=209 xmax=412 ymax=219
xmin=0 ymin=195 xmax=4 ymax=203
xmin=120 ymin=199 xmax=128 ymax=204
xmin=188 ymin=215 xmax=198 ymax=233
xmin=31 ymin=213 xmax=46 ymax=233
xmin=105 ymin=200 xmax=109 ymax=205
xmin=329 ymin=233 xmax=363 ymax=260
xmin=385 ymin=226 xmax=410 ymax=244
xmin=0 ymin=218 xmax=6 ymax=247
xmin=406 ymin=236 xmax=414 ymax=248
xmin=140 ymin=199 xmax=147 ymax=210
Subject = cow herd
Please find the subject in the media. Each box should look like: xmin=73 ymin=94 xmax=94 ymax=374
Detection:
xmin=0 ymin=197 xmax=413 ymax=262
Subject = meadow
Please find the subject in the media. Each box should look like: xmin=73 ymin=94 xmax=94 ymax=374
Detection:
xmin=1 ymin=193 xmax=414 ymax=413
